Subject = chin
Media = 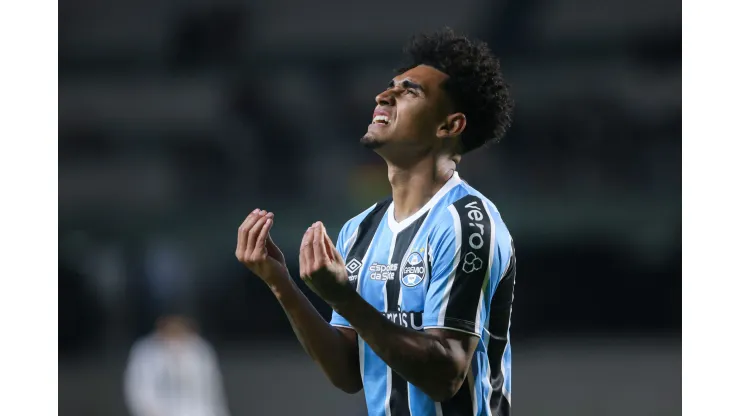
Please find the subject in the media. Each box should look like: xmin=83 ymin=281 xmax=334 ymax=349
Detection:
xmin=360 ymin=134 xmax=385 ymax=149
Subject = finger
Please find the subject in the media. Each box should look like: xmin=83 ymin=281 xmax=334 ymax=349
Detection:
xmin=255 ymin=213 xmax=274 ymax=256
xmin=236 ymin=209 xmax=261 ymax=258
xmin=246 ymin=211 xmax=269 ymax=257
xmin=266 ymin=230 xmax=277 ymax=248
xmin=303 ymin=227 xmax=316 ymax=272
xmin=313 ymin=222 xmax=328 ymax=267
xmin=266 ymin=232 xmax=284 ymax=263
xmin=316 ymin=222 xmax=336 ymax=262
xmin=299 ymin=228 xmax=312 ymax=277
xmin=323 ymin=230 xmax=341 ymax=262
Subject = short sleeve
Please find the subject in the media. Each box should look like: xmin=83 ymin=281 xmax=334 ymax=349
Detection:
xmin=423 ymin=195 xmax=495 ymax=337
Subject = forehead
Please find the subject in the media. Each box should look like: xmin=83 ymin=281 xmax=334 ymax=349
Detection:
xmin=394 ymin=64 xmax=449 ymax=91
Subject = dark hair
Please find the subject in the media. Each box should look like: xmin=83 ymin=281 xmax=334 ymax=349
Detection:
xmin=399 ymin=28 xmax=513 ymax=153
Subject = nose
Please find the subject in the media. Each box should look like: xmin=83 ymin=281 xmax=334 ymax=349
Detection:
xmin=375 ymin=88 xmax=396 ymax=106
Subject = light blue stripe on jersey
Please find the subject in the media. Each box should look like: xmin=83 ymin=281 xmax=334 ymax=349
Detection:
xmin=493 ymin=207 xmax=514 ymax=405
xmin=503 ymin=340 xmax=512 ymax=403
xmin=336 ymin=203 xmax=379 ymax=259
xmin=359 ymin=210 xmax=396 ymax=416
xmin=362 ymin=337 xmax=390 ymax=416
xmin=477 ymin=198 xmax=514 ymax=412
xmin=330 ymin=203 xmax=380 ymax=328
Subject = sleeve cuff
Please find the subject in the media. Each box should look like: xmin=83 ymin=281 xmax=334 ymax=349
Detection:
xmin=422 ymin=317 xmax=480 ymax=337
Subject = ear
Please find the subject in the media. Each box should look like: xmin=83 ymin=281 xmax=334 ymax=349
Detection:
xmin=437 ymin=112 xmax=467 ymax=140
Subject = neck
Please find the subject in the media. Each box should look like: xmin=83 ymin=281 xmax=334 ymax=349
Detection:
xmin=386 ymin=156 xmax=456 ymax=223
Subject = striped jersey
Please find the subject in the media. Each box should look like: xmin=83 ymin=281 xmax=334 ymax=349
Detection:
xmin=330 ymin=172 xmax=516 ymax=416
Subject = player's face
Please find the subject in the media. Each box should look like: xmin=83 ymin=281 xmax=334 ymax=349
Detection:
xmin=361 ymin=65 xmax=454 ymax=153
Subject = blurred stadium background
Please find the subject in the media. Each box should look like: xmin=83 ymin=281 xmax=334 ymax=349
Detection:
xmin=59 ymin=0 xmax=681 ymax=414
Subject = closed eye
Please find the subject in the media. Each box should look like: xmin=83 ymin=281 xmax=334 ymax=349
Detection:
xmin=387 ymin=79 xmax=424 ymax=96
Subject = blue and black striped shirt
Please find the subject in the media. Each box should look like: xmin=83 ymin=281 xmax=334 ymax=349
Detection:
xmin=331 ymin=172 xmax=516 ymax=416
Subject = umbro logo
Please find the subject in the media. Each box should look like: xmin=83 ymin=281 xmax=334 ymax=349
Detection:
xmin=346 ymin=258 xmax=363 ymax=274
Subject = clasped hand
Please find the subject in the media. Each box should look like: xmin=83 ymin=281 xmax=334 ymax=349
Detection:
xmin=298 ymin=222 xmax=353 ymax=306
xmin=236 ymin=211 xmax=353 ymax=306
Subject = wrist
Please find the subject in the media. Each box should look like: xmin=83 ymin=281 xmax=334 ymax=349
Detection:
xmin=329 ymin=286 xmax=358 ymax=313
xmin=265 ymin=270 xmax=294 ymax=294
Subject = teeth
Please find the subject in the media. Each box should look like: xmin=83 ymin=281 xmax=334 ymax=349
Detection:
xmin=373 ymin=115 xmax=390 ymax=124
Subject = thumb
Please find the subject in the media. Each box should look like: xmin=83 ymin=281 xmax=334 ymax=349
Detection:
xmin=265 ymin=229 xmax=285 ymax=260
xmin=266 ymin=232 xmax=277 ymax=249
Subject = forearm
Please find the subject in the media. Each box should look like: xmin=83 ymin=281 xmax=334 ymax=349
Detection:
xmin=267 ymin=275 xmax=362 ymax=392
xmin=332 ymin=291 xmax=462 ymax=401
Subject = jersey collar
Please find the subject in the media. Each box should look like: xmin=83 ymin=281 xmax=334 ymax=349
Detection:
xmin=386 ymin=171 xmax=463 ymax=233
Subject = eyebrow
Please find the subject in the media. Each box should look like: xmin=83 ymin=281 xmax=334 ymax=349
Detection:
xmin=388 ymin=78 xmax=425 ymax=93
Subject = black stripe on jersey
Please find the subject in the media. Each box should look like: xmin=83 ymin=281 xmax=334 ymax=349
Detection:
xmin=440 ymin=378 xmax=474 ymax=416
xmin=386 ymin=212 xmax=428 ymax=314
xmin=386 ymin=212 xmax=428 ymax=416
xmin=487 ymin=243 xmax=516 ymax=416
xmin=497 ymin=395 xmax=511 ymax=416
xmin=444 ymin=195 xmax=494 ymax=332
xmin=344 ymin=197 xmax=392 ymax=290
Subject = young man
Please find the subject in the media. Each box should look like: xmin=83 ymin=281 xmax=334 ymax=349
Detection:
xmin=236 ymin=28 xmax=516 ymax=416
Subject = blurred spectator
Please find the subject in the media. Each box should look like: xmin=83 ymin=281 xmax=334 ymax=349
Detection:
xmin=123 ymin=315 xmax=230 ymax=416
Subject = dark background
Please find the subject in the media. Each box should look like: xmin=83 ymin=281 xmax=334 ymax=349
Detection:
xmin=59 ymin=0 xmax=681 ymax=414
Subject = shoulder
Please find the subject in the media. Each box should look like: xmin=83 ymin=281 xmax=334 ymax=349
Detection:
xmin=428 ymin=183 xmax=513 ymax=255
xmin=190 ymin=336 xmax=219 ymax=358
xmin=338 ymin=197 xmax=392 ymax=240
xmin=128 ymin=335 xmax=158 ymax=360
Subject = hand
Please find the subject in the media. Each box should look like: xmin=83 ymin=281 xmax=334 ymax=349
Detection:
xmin=236 ymin=209 xmax=288 ymax=285
xmin=299 ymin=222 xmax=353 ymax=306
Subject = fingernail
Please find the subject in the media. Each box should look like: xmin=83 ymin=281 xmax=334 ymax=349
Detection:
xmin=253 ymin=209 xmax=259 ymax=214
xmin=260 ymin=210 xmax=266 ymax=216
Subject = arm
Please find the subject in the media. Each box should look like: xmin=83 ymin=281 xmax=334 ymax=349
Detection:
xmin=269 ymin=276 xmax=362 ymax=393
xmin=332 ymin=292 xmax=477 ymax=402
xmin=236 ymin=210 xmax=362 ymax=393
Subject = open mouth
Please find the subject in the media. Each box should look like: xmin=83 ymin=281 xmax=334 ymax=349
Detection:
xmin=372 ymin=115 xmax=390 ymax=125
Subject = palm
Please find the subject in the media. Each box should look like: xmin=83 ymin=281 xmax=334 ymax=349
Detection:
xmin=250 ymin=237 xmax=287 ymax=278
xmin=236 ymin=210 xmax=289 ymax=284
xmin=266 ymin=238 xmax=285 ymax=265
xmin=298 ymin=222 xmax=352 ymax=305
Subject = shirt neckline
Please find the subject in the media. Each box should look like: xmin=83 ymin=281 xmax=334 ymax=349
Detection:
xmin=386 ymin=171 xmax=462 ymax=233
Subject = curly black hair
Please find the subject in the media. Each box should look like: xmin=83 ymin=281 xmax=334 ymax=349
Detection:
xmin=398 ymin=28 xmax=513 ymax=153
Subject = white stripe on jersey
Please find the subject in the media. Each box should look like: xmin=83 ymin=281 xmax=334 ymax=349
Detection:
xmin=383 ymin=226 xmax=396 ymax=416
xmin=344 ymin=227 xmax=359 ymax=256
xmin=437 ymin=205 xmax=463 ymax=326
xmin=359 ymin=339 xmax=366 ymax=386
xmin=502 ymin=351 xmax=511 ymax=405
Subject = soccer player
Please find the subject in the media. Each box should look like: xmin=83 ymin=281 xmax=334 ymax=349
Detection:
xmin=236 ymin=28 xmax=516 ymax=416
